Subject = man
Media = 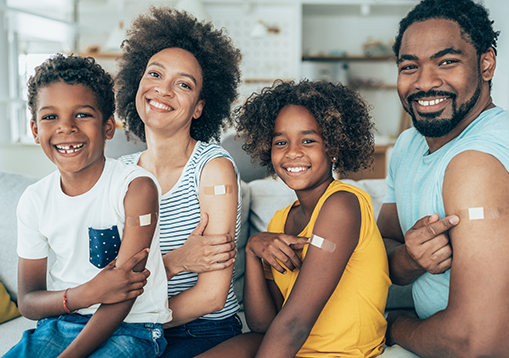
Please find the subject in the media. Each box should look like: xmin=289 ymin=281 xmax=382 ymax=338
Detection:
xmin=379 ymin=0 xmax=509 ymax=357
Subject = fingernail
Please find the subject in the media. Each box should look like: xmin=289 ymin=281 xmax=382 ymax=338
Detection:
xmin=449 ymin=216 xmax=459 ymax=225
xmin=283 ymin=270 xmax=287 ymax=275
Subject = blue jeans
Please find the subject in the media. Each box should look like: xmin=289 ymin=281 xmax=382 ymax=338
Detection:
xmin=161 ymin=314 xmax=243 ymax=358
xmin=3 ymin=314 xmax=167 ymax=358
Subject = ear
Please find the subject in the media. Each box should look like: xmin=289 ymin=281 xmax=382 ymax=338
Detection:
xmin=104 ymin=116 xmax=116 ymax=140
xmin=480 ymin=47 xmax=496 ymax=82
xmin=192 ymin=99 xmax=206 ymax=120
xmin=30 ymin=120 xmax=40 ymax=144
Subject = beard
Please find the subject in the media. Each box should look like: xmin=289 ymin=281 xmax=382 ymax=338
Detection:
xmin=404 ymin=76 xmax=483 ymax=138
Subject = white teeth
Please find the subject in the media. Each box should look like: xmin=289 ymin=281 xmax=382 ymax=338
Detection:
xmin=56 ymin=144 xmax=84 ymax=154
xmin=286 ymin=167 xmax=307 ymax=173
xmin=418 ymin=98 xmax=446 ymax=106
xmin=149 ymin=99 xmax=171 ymax=111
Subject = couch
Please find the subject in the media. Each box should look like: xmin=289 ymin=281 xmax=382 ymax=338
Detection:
xmin=0 ymin=170 xmax=415 ymax=356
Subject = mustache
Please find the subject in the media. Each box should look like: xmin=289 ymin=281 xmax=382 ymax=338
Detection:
xmin=407 ymin=90 xmax=456 ymax=103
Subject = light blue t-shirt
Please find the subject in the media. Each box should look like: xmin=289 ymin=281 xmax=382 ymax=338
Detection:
xmin=384 ymin=106 xmax=509 ymax=319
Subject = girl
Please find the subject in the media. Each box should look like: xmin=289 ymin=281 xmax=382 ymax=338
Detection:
xmin=116 ymin=7 xmax=243 ymax=358
xmin=200 ymin=80 xmax=391 ymax=358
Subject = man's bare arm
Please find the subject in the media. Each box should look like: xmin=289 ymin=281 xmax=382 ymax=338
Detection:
xmin=388 ymin=151 xmax=509 ymax=357
xmin=378 ymin=203 xmax=456 ymax=285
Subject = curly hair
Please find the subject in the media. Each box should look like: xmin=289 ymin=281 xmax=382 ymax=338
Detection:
xmin=235 ymin=80 xmax=374 ymax=177
xmin=393 ymin=0 xmax=499 ymax=57
xmin=115 ymin=7 xmax=242 ymax=143
xmin=27 ymin=54 xmax=115 ymax=123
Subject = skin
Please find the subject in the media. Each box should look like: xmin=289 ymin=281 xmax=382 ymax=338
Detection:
xmin=197 ymin=105 xmax=361 ymax=357
xmin=380 ymin=19 xmax=509 ymax=357
xmin=20 ymin=82 xmax=159 ymax=357
xmin=134 ymin=47 xmax=238 ymax=327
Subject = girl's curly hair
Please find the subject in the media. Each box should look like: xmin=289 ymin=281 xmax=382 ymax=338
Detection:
xmin=235 ymin=80 xmax=374 ymax=177
xmin=27 ymin=54 xmax=115 ymax=123
xmin=115 ymin=7 xmax=242 ymax=143
xmin=393 ymin=0 xmax=499 ymax=57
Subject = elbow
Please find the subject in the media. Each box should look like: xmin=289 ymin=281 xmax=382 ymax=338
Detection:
xmin=205 ymin=294 xmax=227 ymax=314
xmin=446 ymin=324 xmax=509 ymax=358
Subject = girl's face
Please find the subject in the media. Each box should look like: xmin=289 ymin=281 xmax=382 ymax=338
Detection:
xmin=135 ymin=47 xmax=205 ymax=137
xmin=271 ymin=105 xmax=333 ymax=192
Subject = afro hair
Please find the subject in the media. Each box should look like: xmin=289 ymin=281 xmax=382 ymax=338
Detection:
xmin=115 ymin=7 xmax=242 ymax=143
xmin=27 ymin=54 xmax=115 ymax=123
xmin=235 ymin=80 xmax=374 ymax=177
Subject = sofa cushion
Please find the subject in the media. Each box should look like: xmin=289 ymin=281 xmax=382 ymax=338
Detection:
xmin=0 ymin=171 xmax=39 ymax=302
xmin=0 ymin=282 xmax=20 ymax=324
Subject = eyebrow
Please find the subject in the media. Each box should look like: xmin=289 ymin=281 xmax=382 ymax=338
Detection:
xmin=147 ymin=61 xmax=198 ymax=85
xmin=397 ymin=47 xmax=464 ymax=65
xmin=38 ymin=104 xmax=97 ymax=112
xmin=272 ymin=129 xmax=319 ymax=137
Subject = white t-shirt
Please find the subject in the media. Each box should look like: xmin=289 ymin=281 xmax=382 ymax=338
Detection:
xmin=17 ymin=158 xmax=172 ymax=324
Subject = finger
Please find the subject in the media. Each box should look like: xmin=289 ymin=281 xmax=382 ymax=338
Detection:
xmin=429 ymin=257 xmax=452 ymax=275
xmin=212 ymin=249 xmax=237 ymax=264
xmin=104 ymin=259 xmax=117 ymax=270
xmin=263 ymin=256 xmax=287 ymax=274
xmin=206 ymin=258 xmax=236 ymax=271
xmin=121 ymin=248 xmax=150 ymax=271
xmin=279 ymin=235 xmax=310 ymax=246
xmin=423 ymin=215 xmax=459 ymax=239
xmin=190 ymin=213 xmax=209 ymax=236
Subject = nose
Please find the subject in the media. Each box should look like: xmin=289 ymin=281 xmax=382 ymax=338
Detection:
xmin=285 ymin=142 xmax=303 ymax=159
xmin=57 ymin=116 xmax=78 ymax=134
xmin=155 ymin=80 xmax=175 ymax=98
xmin=414 ymin=64 xmax=442 ymax=92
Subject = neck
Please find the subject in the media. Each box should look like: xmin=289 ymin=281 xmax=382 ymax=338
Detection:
xmin=60 ymin=156 xmax=105 ymax=197
xmin=294 ymin=176 xmax=334 ymax=217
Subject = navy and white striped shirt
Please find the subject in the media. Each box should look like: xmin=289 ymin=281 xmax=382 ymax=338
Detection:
xmin=120 ymin=141 xmax=241 ymax=320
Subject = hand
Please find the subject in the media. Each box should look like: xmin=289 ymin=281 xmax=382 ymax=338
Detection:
xmin=246 ymin=232 xmax=310 ymax=274
xmin=404 ymin=213 xmax=459 ymax=275
xmin=385 ymin=310 xmax=418 ymax=346
xmin=163 ymin=213 xmax=237 ymax=277
xmin=87 ymin=248 xmax=151 ymax=305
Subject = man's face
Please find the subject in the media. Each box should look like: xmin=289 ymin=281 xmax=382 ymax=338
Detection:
xmin=397 ymin=19 xmax=484 ymax=138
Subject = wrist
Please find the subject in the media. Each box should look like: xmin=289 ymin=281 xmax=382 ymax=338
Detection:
xmin=163 ymin=251 xmax=184 ymax=279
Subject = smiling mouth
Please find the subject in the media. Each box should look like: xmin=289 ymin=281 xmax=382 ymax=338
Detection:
xmin=416 ymin=98 xmax=447 ymax=107
xmin=285 ymin=166 xmax=309 ymax=173
xmin=149 ymin=99 xmax=173 ymax=111
xmin=55 ymin=144 xmax=84 ymax=154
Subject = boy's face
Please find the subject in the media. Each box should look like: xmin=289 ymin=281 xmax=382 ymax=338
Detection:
xmin=31 ymin=82 xmax=115 ymax=179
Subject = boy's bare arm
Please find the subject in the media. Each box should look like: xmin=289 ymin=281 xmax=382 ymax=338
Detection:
xmin=255 ymin=191 xmax=361 ymax=358
xmin=58 ymin=176 xmax=159 ymax=358
xmin=388 ymin=151 xmax=509 ymax=357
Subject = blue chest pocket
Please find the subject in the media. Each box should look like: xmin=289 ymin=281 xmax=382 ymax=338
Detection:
xmin=88 ymin=226 xmax=121 ymax=269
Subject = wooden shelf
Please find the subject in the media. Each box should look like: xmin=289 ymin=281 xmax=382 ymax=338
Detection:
xmin=302 ymin=54 xmax=395 ymax=62
xmin=80 ymin=52 xmax=121 ymax=59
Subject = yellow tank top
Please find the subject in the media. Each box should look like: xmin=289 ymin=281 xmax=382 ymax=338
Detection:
xmin=264 ymin=180 xmax=390 ymax=357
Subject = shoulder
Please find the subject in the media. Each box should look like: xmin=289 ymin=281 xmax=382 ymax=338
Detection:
xmin=106 ymin=158 xmax=161 ymax=197
xmin=118 ymin=151 xmax=143 ymax=166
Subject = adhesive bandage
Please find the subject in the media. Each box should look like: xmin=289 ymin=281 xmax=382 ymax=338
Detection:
xmin=310 ymin=234 xmax=336 ymax=253
xmin=458 ymin=207 xmax=500 ymax=221
xmin=126 ymin=213 xmax=158 ymax=227
xmin=203 ymin=185 xmax=233 ymax=196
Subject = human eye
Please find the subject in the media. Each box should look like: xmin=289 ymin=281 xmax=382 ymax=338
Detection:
xmin=439 ymin=59 xmax=458 ymax=66
xmin=76 ymin=112 xmax=93 ymax=119
xmin=178 ymin=82 xmax=192 ymax=90
xmin=273 ymin=139 xmax=287 ymax=146
xmin=148 ymin=71 xmax=161 ymax=78
xmin=399 ymin=63 xmax=417 ymax=72
xmin=302 ymin=138 xmax=317 ymax=144
xmin=41 ymin=114 xmax=57 ymax=120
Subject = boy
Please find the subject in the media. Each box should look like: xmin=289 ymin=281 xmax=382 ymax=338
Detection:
xmin=5 ymin=54 xmax=171 ymax=358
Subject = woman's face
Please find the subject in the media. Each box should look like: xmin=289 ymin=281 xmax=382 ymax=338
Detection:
xmin=135 ymin=47 xmax=205 ymax=136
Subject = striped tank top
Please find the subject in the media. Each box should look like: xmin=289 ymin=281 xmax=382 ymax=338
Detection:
xmin=120 ymin=141 xmax=240 ymax=320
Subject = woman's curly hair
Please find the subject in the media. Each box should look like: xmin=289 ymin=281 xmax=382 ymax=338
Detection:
xmin=235 ymin=80 xmax=374 ymax=177
xmin=115 ymin=7 xmax=242 ymax=143
xmin=27 ymin=54 xmax=115 ymax=123
xmin=393 ymin=0 xmax=499 ymax=57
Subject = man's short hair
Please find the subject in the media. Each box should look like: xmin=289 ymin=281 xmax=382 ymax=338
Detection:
xmin=393 ymin=0 xmax=499 ymax=57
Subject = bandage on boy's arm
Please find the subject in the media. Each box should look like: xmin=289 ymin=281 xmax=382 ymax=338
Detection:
xmin=163 ymin=157 xmax=238 ymax=328
xmin=58 ymin=176 xmax=159 ymax=358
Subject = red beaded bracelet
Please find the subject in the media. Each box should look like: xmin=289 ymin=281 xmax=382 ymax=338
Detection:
xmin=63 ymin=288 xmax=76 ymax=314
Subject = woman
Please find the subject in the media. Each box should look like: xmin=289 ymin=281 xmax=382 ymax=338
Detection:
xmin=116 ymin=7 xmax=243 ymax=358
